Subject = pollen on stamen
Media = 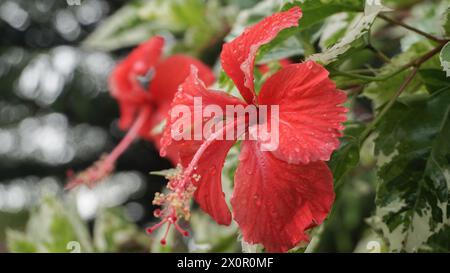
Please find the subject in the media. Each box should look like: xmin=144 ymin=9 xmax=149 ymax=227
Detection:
xmin=146 ymin=165 xmax=197 ymax=245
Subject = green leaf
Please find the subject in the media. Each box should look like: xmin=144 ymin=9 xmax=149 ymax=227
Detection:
xmin=363 ymin=40 xmax=439 ymax=107
xmin=382 ymin=0 xmax=425 ymax=9
xmin=257 ymin=36 xmax=304 ymax=64
xmin=420 ymin=224 xmax=450 ymax=252
xmin=319 ymin=13 xmax=358 ymax=51
xmin=444 ymin=7 xmax=450 ymax=37
xmin=440 ymin=42 xmax=450 ymax=77
xmin=284 ymin=0 xmax=364 ymax=30
xmin=419 ymin=68 xmax=450 ymax=93
xmin=83 ymin=3 xmax=155 ymax=51
xmin=6 ymin=230 xmax=38 ymax=253
xmin=400 ymin=1 xmax=450 ymax=50
xmin=223 ymin=0 xmax=261 ymax=9
xmin=310 ymin=168 xmax=377 ymax=253
xmin=258 ymin=0 xmax=365 ymax=60
xmin=368 ymin=88 xmax=450 ymax=252
xmin=329 ymin=122 xmax=365 ymax=189
xmin=308 ymin=1 xmax=390 ymax=65
xmin=83 ymin=0 xmax=225 ymax=55
xmin=189 ymin=212 xmax=239 ymax=253
xmin=226 ymin=0 xmax=365 ymax=63
xmin=93 ymin=208 xmax=150 ymax=253
xmin=7 ymin=195 xmax=93 ymax=253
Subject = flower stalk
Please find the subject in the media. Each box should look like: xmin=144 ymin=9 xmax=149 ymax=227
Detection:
xmin=65 ymin=108 xmax=151 ymax=189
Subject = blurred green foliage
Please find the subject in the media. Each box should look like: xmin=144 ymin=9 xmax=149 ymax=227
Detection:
xmin=7 ymin=195 xmax=150 ymax=252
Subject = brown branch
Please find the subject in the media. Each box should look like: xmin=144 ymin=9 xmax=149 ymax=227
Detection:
xmin=378 ymin=14 xmax=446 ymax=43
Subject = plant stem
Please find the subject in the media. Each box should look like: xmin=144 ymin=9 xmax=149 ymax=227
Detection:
xmin=105 ymin=107 xmax=151 ymax=165
xmin=65 ymin=107 xmax=151 ymax=190
xmin=332 ymin=42 xmax=447 ymax=82
xmin=367 ymin=44 xmax=391 ymax=63
xmin=400 ymin=42 xmax=447 ymax=68
xmin=346 ymin=68 xmax=381 ymax=74
xmin=378 ymin=14 xmax=446 ymax=43
xmin=360 ymin=67 xmax=418 ymax=143
xmin=358 ymin=40 xmax=446 ymax=143
xmin=304 ymin=225 xmax=324 ymax=253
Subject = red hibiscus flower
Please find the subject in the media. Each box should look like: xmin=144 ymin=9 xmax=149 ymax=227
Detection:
xmin=66 ymin=36 xmax=215 ymax=189
xmin=148 ymin=7 xmax=347 ymax=252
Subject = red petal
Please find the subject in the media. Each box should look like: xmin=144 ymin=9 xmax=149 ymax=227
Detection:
xmin=117 ymin=102 xmax=138 ymax=130
xmin=160 ymin=67 xmax=246 ymax=162
xmin=231 ymin=140 xmax=335 ymax=252
xmin=191 ymin=139 xmax=236 ymax=225
xmin=150 ymin=54 xmax=216 ymax=105
xmin=220 ymin=7 xmax=302 ymax=104
xmin=142 ymin=103 xmax=179 ymax=164
xmin=147 ymin=55 xmax=215 ymax=161
xmin=257 ymin=61 xmax=347 ymax=164
xmin=109 ymin=36 xmax=164 ymax=104
xmin=160 ymin=67 xmax=246 ymax=225
xmin=109 ymin=37 xmax=164 ymax=132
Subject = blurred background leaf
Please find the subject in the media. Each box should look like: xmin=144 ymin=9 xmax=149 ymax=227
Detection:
xmin=93 ymin=207 xmax=150 ymax=252
xmin=83 ymin=0 xmax=230 ymax=58
xmin=7 ymin=195 xmax=93 ymax=252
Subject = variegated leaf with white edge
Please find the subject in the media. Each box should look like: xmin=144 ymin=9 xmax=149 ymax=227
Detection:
xmin=440 ymin=42 xmax=450 ymax=77
xmin=309 ymin=0 xmax=391 ymax=65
